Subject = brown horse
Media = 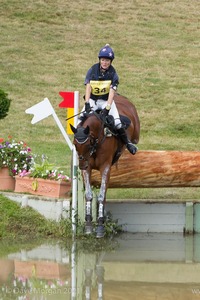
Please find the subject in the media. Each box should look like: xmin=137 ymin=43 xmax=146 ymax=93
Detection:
xmin=70 ymin=94 xmax=140 ymax=238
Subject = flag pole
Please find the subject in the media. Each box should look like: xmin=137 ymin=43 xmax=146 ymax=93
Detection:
xmin=72 ymin=91 xmax=79 ymax=235
xmin=70 ymin=92 xmax=79 ymax=300
xmin=52 ymin=110 xmax=73 ymax=151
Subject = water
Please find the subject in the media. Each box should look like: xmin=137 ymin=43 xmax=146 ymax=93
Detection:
xmin=0 ymin=233 xmax=200 ymax=299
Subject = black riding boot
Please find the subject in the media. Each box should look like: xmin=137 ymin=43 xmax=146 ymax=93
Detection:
xmin=118 ymin=127 xmax=138 ymax=155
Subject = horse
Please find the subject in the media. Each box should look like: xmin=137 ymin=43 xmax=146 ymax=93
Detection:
xmin=70 ymin=93 xmax=140 ymax=238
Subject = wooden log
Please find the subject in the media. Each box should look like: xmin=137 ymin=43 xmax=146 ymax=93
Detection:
xmin=91 ymin=151 xmax=200 ymax=188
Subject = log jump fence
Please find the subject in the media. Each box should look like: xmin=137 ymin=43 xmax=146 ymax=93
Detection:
xmin=78 ymin=150 xmax=200 ymax=234
xmin=91 ymin=150 xmax=200 ymax=188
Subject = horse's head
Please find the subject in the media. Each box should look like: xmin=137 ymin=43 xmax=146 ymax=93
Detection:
xmin=70 ymin=124 xmax=94 ymax=170
xmin=70 ymin=113 xmax=105 ymax=170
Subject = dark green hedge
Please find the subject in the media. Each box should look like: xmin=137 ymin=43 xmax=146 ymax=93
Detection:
xmin=0 ymin=89 xmax=11 ymax=120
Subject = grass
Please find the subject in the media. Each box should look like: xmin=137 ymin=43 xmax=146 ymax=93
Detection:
xmin=0 ymin=0 xmax=199 ymax=199
xmin=0 ymin=192 xmax=81 ymax=240
xmin=0 ymin=194 xmax=120 ymax=240
xmin=0 ymin=194 xmax=58 ymax=240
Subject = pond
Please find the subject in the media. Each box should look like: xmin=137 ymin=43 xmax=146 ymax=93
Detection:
xmin=0 ymin=233 xmax=200 ymax=299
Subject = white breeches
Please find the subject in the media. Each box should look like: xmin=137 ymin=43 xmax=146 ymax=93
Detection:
xmin=78 ymin=98 xmax=122 ymax=128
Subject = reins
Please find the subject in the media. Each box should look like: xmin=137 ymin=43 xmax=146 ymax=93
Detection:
xmin=87 ymin=112 xmax=106 ymax=156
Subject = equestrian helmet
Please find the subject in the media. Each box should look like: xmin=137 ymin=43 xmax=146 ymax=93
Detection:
xmin=98 ymin=44 xmax=115 ymax=61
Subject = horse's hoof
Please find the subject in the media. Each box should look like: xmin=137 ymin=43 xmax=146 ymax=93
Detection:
xmin=96 ymin=225 xmax=105 ymax=238
xmin=84 ymin=223 xmax=93 ymax=235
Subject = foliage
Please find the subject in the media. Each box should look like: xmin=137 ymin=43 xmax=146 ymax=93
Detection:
xmin=56 ymin=210 xmax=122 ymax=239
xmin=0 ymin=89 xmax=11 ymax=120
xmin=19 ymin=155 xmax=71 ymax=181
xmin=0 ymin=136 xmax=34 ymax=176
xmin=0 ymin=137 xmax=70 ymax=180
xmin=0 ymin=194 xmax=54 ymax=239
xmin=0 ymin=194 xmax=120 ymax=240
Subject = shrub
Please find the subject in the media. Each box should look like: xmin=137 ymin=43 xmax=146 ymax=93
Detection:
xmin=0 ymin=89 xmax=11 ymax=120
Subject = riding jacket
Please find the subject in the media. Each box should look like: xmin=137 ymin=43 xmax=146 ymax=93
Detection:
xmin=84 ymin=63 xmax=119 ymax=101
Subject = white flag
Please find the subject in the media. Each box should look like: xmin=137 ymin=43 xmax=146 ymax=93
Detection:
xmin=25 ymin=98 xmax=54 ymax=124
xmin=26 ymin=97 xmax=73 ymax=150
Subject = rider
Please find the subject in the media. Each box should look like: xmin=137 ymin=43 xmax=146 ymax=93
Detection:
xmin=79 ymin=44 xmax=137 ymax=155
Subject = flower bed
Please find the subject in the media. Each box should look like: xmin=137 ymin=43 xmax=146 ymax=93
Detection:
xmin=0 ymin=137 xmax=71 ymax=197
xmin=0 ymin=136 xmax=33 ymax=176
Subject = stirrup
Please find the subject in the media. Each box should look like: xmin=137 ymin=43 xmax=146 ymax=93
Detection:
xmin=126 ymin=142 xmax=138 ymax=155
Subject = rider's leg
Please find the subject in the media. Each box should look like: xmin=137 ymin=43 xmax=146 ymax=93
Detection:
xmin=117 ymin=127 xmax=138 ymax=154
xmin=109 ymin=102 xmax=138 ymax=155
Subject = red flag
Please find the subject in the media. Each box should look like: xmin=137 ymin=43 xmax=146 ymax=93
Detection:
xmin=59 ymin=92 xmax=74 ymax=108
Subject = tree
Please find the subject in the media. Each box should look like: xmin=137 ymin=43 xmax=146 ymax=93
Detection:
xmin=0 ymin=89 xmax=11 ymax=120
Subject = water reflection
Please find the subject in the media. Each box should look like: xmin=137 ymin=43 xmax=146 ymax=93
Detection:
xmin=0 ymin=233 xmax=200 ymax=299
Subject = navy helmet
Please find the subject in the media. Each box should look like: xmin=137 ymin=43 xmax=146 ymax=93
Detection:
xmin=98 ymin=44 xmax=115 ymax=61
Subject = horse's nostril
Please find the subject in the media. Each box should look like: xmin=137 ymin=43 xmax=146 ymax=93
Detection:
xmin=79 ymin=165 xmax=88 ymax=170
xmin=79 ymin=160 xmax=88 ymax=170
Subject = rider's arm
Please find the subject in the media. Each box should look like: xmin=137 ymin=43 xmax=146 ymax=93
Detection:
xmin=107 ymin=87 xmax=115 ymax=108
xmin=84 ymin=66 xmax=93 ymax=103
xmin=85 ymin=83 xmax=92 ymax=103
xmin=106 ymin=70 xmax=118 ymax=108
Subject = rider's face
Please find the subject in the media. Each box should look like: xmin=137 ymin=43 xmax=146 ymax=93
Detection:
xmin=100 ymin=58 xmax=111 ymax=70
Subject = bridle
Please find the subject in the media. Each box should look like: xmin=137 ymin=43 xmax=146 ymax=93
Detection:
xmin=75 ymin=113 xmax=106 ymax=162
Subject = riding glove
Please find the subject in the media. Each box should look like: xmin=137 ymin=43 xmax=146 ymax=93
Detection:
xmin=101 ymin=107 xmax=109 ymax=118
xmin=85 ymin=102 xmax=91 ymax=113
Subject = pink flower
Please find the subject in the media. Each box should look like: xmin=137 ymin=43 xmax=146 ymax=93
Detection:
xmin=19 ymin=170 xmax=31 ymax=177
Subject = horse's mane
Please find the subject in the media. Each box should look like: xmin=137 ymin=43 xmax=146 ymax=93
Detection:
xmin=78 ymin=111 xmax=102 ymax=128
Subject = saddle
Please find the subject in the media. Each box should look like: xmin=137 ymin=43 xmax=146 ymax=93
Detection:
xmin=79 ymin=110 xmax=131 ymax=134
xmin=104 ymin=114 xmax=131 ymax=131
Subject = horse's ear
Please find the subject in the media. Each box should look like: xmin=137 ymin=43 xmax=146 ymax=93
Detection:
xmin=84 ymin=126 xmax=90 ymax=135
xmin=70 ymin=124 xmax=77 ymax=134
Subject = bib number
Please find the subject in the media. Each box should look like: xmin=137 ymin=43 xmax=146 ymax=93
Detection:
xmin=90 ymin=80 xmax=111 ymax=96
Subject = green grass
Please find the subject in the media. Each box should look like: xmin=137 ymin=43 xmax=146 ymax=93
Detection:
xmin=0 ymin=193 xmax=81 ymax=240
xmin=0 ymin=0 xmax=199 ymax=199
xmin=0 ymin=194 xmax=120 ymax=240
xmin=0 ymin=194 xmax=56 ymax=239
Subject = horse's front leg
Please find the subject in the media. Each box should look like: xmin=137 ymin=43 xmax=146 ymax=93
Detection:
xmin=96 ymin=165 xmax=111 ymax=238
xmin=82 ymin=169 xmax=93 ymax=234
